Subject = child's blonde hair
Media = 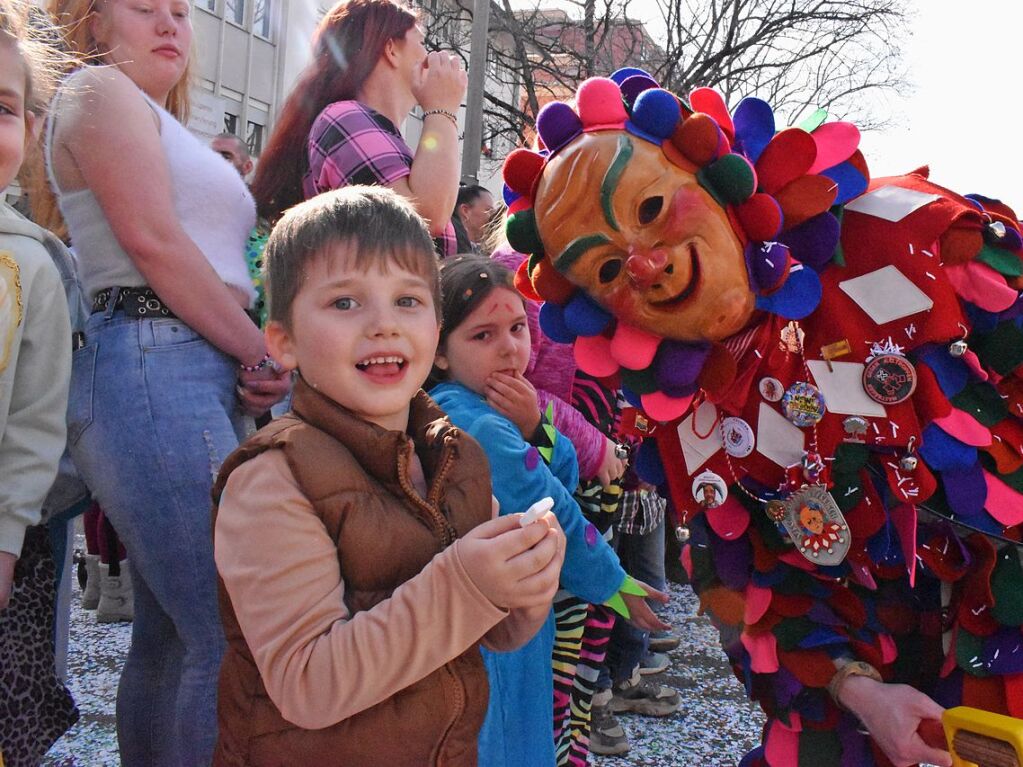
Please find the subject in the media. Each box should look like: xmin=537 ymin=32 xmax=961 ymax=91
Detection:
xmin=0 ymin=0 xmax=64 ymax=117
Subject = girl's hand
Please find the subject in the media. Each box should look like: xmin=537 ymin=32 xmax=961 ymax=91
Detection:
xmin=237 ymin=367 xmax=292 ymax=417
xmin=412 ymin=51 xmax=467 ymax=115
xmin=623 ymin=579 xmax=671 ymax=632
xmin=486 ymin=371 xmax=541 ymax=440
xmin=0 ymin=551 xmax=16 ymax=610
xmin=596 ymin=437 xmax=627 ymax=487
xmin=838 ymin=677 xmax=952 ymax=767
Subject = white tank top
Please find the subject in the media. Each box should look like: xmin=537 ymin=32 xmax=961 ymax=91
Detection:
xmin=46 ymin=70 xmax=257 ymax=305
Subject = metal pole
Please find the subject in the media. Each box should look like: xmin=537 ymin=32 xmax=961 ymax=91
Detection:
xmin=461 ymin=0 xmax=490 ymax=184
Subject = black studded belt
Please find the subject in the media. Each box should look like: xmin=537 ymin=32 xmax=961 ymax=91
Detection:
xmin=92 ymin=287 xmax=176 ymax=319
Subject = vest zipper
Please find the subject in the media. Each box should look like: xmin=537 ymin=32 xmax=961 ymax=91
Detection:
xmin=436 ymin=661 xmax=466 ymax=763
xmin=397 ymin=437 xmax=458 ymax=547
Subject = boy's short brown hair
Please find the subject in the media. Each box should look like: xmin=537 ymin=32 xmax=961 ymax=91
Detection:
xmin=264 ymin=186 xmax=441 ymax=326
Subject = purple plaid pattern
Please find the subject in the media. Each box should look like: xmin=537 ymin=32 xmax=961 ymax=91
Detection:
xmin=303 ymin=100 xmax=457 ymax=257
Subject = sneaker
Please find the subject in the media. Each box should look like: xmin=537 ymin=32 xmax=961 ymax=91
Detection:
xmin=610 ymin=669 xmax=681 ymax=717
xmin=96 ymin=561 xmax=134 ymax=623
xmin=80 ymin=554 xmax=100 ymax=610
xmin=648 ymin=629 xmax=680 ymax=653
xmin=639 ymin=651 xmax=671 ymax=675
xmin=589 ymin=689 xmax=629 ymax=756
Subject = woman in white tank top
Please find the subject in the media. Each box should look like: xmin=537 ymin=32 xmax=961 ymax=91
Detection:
xmin=42 ymin=1 xmax=289 ymax=764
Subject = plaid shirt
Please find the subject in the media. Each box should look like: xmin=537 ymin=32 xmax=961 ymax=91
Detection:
xmin=303 ymin=100 xmax=457 ymax=258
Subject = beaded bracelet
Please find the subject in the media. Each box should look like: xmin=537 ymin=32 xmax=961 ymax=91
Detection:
xmin=423 ymin=108 xmax=458 ymax=129
xmin=239 ymin=353 xmax=275 ymax=373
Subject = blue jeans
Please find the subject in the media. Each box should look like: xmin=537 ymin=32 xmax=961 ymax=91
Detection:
xmin=599 ymin=515 xmax=667 ymax=687
xmin=68 ymin=311 xmax=244 ymax=766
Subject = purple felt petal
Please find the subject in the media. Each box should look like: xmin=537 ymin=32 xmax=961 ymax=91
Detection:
xmin=778 ymin=213 xmax=840 ymax=272
xmin=942 ymin=463 xmax=988 ymax=518
xmin=747 ymin=241 xmax=790 ymax=292
xmin=984 ymin=629 xmax=1023 ymax=674
xmin=524 ymin=446 xmax=540 ymax=471
xmin=838 ymin=716 xmax=871 ymax=767
xmin=536 ymin=101 xmax=583 ymax=153
xmin=821 ymin=160 xmax=869 ymax=206
xmin=584 ymin=523 xmax=599 ymax=547
xmin=771 ymin=667 xmax=804 ymax=708
xmin=919 ymin=423 xmax=978 ymax=471
xmin=709 ymin=533 xmax=751 ymax=590
xmin=732 ymin=97 xmax=776 ymax=164
xmin=619 ymin=74 xmax=659 ymax=108
xmin=634 ymin=439 xmax=666 ymax=485
xmin=754 ymin=264 xmax=821 ymax=319
xmin=998 ymin=227 xmax=1023 ymax=250
xmin=807 ymin=601 xmax=845 ymax=627
xmin=610 ymin=67 xmax=652 ymax=86
xmin=654 ymin=340 xmax=711 ymax=391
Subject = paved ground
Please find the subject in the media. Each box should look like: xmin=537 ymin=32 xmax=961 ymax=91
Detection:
xmin=44 ymin=575 xmax=763 ymax=766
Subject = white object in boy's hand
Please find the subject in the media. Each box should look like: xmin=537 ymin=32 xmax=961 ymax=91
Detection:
xmin=520 ymin=497 xmax=554 ymax=527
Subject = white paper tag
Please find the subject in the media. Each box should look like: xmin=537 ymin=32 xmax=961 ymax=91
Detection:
xmin=844 ymin=185 xmax=940 ymax=222
xmin=676 ymin=401 xmax=722 ymax=475
xmin=806 ymin=360 xmax=887 ymax=417
xmin=755 ymin=402 xmax=806 ymax=468
xmin=839 ymin=265 xmax=933 ymax=325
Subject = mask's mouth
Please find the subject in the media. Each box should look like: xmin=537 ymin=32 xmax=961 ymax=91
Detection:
xmin=649 ymin=244 xmax=700 ymax=308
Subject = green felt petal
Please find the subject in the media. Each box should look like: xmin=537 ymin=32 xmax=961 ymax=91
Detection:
xmin=973 ymin=322 xmax=1023 ymax=376
xmin=772 ymin=617 xmax=814 ymax=651
xmin=955 ymin=628 xmax=990 ymax=678
xmin=798 ymin=728 xmax=843 ymax=767
xmin=951 ymin=382 xmax=1010 ymax=427
xmin=831 ymin=472 xmax=863 ymax=513
xmin=619 ymin=366 xmax=660 ymax=394
xmin=998 ymin=465 xmax=1023 ymax=493
xmin=831 ymin=207 xmax=846 ymax=267
xmin=833 ymin=442 xmax=870 ymax=473
xmin=977 ymin=244 xmax=1023 ymax=277
xmin=797 ymin=108 xmax=828 ymax=133
xmin=619 ymin=575 xmax=648 ymax=597
xmin=991 ymin=548 xmax=1023 ymax=625
xmin=604 ymin=592 xmax=630 ymax=619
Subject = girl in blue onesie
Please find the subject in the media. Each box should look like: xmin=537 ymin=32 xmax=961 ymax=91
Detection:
xmin=430 ymin=256 xmax=668 ymax=766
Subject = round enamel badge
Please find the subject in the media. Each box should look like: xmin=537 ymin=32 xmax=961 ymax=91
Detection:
xmin=759 ymin=377 xmax=784 ymax=402
xmin=862 ymin=354 xmax=917 ymax=405
xmin=721 ymin=417 xmax=755 ymax=458
xmin=781 ymin=382 xmax=826 ymax=427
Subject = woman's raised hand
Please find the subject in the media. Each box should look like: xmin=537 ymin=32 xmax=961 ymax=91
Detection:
xmin=413 ymin=51 xmax=467 ymax=114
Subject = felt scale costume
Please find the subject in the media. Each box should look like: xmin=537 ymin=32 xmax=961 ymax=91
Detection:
xmin=501 ymin=69 xmax=1023 ymax=766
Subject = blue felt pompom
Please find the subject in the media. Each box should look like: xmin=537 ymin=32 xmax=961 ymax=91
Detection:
xmin=630 ymin=88 xmax=681 ymax=140
xmin=563 ymin=292 xmax=613 ymax=337
xmin=610 ymin=67 xmax=652 ymax=85
xmin=634 ymin=438 xmax=666 ymax=485
xmin=538 ymin=301 xmax=576 ymax=344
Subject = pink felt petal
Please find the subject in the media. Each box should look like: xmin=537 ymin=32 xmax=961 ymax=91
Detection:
xmin=961 ymin=350 xmax=989 ymax=382
xmin=848 ymin=558 xmax=878 ymax=590
xmin=933 ymin=409 xmax=993 ymax=447
xmin=754 ymin=128 xmax=817 ymax=195
xmin=689 ymin=87 xmax=734 ymax=140
xmin=890 ymin=504 xmax=918 ymax=587
xmin=808 ymin=121 xmax=860 ymax=173
xmin=765 ymin=718 xmax=800 ymax=766
xmin=744 ymin=583 xmax=772 ymax=625
xmin=574 ymin=334 xmax=619 ymax=377
xmin=681 ymin=543 xmax=693 ymax=579
xmin=742 ymin=630 xmax=779 ymax=673
xmin=610 ymin=323 xmax=661 ymax=369
xmin=705 ymin=496 xmax=751 ymax=540
xmin=940 ymin=629 xmax=959 ymax=677
xmin=945 ymin=262 xmax=1019 ymax=312
xmin=879 ymin=633 xmax=898 ymax=665
xmin=984 ymin=470 xmax=1023 ymax=526
xmin=640 ymin=391 xmax=694 ymax=422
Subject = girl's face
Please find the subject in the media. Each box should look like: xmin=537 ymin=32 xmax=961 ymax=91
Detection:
xmin=0 ymin=40 xmax=34 ymax=191
xmin=91 ymin=0 xmax=192 ymax=102
xmin=435 ymin=286 xmax=531 ymax=396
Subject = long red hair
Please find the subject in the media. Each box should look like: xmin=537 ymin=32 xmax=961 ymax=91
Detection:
xmin=251 ymin=0 xmax=417 ymax=223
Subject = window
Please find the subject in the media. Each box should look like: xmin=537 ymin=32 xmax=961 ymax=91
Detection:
xmin=224 ymin=113 xmax=238 ymax=135
xmin=225 ymin=0 xmax=244 ymax=25
xmin=252 ymin=0 xmax=271 ymax=37
xmin=203 ymin=0 xmax=216 ymax=12
xmin=246 ymin=121 xmax=264 ymax=156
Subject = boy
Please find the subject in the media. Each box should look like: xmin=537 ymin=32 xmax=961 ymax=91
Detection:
xmin=212 ymin=186 xmax=565 ymax=767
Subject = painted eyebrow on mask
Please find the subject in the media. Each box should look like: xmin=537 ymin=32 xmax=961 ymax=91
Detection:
xmin=600 ymin=134 xmax=633 ymax=232
xmin=555 ymin=233 xmax=611 ymax=272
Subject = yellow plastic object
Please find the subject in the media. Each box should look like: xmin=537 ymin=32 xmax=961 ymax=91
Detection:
xmin=943 ymin=706 xmax=1023 ymax=767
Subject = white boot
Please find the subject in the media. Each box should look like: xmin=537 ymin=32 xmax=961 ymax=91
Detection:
xmin=96 ymin=561 xmax=134 ymax=623
xmin=81 ymin=553 xmax=101 ymax=610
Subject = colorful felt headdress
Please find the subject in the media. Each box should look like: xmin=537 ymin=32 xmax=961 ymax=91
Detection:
xmin=502 ymin=69 xmax=870 ymax=422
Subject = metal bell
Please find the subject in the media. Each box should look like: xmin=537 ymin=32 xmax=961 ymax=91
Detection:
xmin=675 ymin=526 xmax=690 ymax=544
xmin=900 ymin=454 xmax=919 ymax=472
xmin=949 ymin=340 xmax=968 ymax=357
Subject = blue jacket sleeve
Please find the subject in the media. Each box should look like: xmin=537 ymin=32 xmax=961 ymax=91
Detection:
xmin=466 ymin=413 xmax=625 ymax=604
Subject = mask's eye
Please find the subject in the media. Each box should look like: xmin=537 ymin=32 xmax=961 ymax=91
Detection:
xmin=599 ymin=258 xmax=623 ymax=283
xmin=638 ymin=196 xmax=663 ymax=225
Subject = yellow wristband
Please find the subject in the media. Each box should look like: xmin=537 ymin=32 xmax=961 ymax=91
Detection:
xmin=827 ymin=660 xmax=882 ymax=711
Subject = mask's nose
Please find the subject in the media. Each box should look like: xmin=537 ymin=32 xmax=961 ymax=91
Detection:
xmin=626 ymin=248 xmax=668 ymax=289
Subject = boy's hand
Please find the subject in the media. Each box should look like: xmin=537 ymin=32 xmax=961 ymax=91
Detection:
xmin=460 ymin=512 xmax=564 ymax=610
xmin=485 ymin=371 xmax=540 ymax=440
xmin=237 ymin=367 xmax=292 ymax=417
xmin=623 ymin=579 xmax=671 ymax=632
xmin=0 ymin=551 xmax=17 ymax=610
xmin=838 ymin=677 xmax=951 ymax=767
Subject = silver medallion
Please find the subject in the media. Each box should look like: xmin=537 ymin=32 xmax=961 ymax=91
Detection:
xmin=780 ymin=485 xmax=850 ymax=566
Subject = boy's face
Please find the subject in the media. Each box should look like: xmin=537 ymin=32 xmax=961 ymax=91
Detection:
xmin=266 ymin=246 xmax=440 ymax=433
xmin=0 ymin=41 xmax=35 ymax=191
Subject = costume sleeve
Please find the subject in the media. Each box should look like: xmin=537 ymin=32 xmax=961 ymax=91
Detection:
xmin=465 ymin=413 xmax=625 ymax=604
xmin=307 ymin=103 xmax=412 ymax=196
xmin=536 ymin=391 xmax=607 ymax=481
xmin=214 ymin=450 xmax=509 ymax=730
xmin=0 ymin=257 xmax=71 ymax=557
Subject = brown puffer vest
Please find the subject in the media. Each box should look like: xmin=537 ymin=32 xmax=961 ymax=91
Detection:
xmin=212 ymin=380 xmax=494 ymax=766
